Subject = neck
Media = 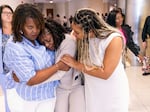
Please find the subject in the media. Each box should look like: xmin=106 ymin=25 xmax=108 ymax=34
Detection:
xmin=117 ymin=25 xmax=122 ymax=29
xmin=2 ymin=23 xmax=12 ymax=35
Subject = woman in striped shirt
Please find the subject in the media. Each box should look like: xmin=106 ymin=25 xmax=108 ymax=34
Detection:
xmin=3 ymin=3 xmax=67 ymax=112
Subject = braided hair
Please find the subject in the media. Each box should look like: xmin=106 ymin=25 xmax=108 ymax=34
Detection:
xmin=73 ymin=8 xmax=120 ymax=69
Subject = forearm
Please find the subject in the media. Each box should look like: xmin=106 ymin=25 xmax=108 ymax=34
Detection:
xmin=75 ymin=62 xmax=112 ymax=80
xmin=27 ymin=64 xmax=58 ymax=86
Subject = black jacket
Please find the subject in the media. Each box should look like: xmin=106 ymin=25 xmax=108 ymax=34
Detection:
xmin=122 ymin=24 xmax=140 ymax=56
xmin=142 ymin=16 xmax=150 ymax=42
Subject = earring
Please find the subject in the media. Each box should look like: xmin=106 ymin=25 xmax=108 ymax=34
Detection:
xmin=20 ymin=30 xmax=23 ymax=34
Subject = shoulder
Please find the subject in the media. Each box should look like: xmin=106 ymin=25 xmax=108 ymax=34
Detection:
xmin=62 ymin=34 xmax=76 ymax=44
xmin=146 ymin=16 xmax=150 ymax=19
xmin=108 ymin=32 xmax=122 ymax=39
xmin=100 ymin=32 xmax=122 ymax=48
xmin=59 ymin=34 xmax=76 ymax=49
xmin=122 ymin=24 xmax=131 ymax=29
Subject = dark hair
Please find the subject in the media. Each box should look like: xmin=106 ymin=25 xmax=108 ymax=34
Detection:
xmin=12 ymin=3 xmax=44 ymax=42
xmin=0 ymin=5 xmax=13 ymax=27
xmin=106 ymin=10 xmax=120 ymax=27
xmin=42 ymin=19 xmax=67 ymax=50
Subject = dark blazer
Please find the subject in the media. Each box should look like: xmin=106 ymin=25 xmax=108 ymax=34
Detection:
xmin=122 ymin=24 xmax=140 ymax=56
xmin=142 ymin=16 xmax=150 ymax=42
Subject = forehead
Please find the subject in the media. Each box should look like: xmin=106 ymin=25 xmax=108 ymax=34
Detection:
xmin=2 ymin=7 xmax=11 ymax=11
xmin=72 ymin=22 xmax=82 ymax=31
xmin=24 ymin=17 xmax=38 ymax=25
xmin=116 ymin=13 xmax=122 ymax=17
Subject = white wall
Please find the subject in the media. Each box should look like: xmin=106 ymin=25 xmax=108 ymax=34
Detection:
xmin=55 ymin=0 xmax=110 ymax=18
xmin=88 ymin=0 xmax=109 ymax=14
xmin=0 ymin=0 xmax=33 ymax=10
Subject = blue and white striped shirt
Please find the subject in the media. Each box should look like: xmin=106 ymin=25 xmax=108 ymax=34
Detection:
xmin=3 ymin=36 xmax=59 ymax=101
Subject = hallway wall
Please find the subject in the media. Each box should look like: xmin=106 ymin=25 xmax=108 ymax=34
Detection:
xmin=0 ymin=0 xmax=33 ymax=10
xmin=117 ymin=0 xmax=150 ymax=65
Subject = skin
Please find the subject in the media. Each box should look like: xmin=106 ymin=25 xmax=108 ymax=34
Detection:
xmin=13 ymin=25 xmax=69 ymax=85
xmin=1 ymin=7 xmax=13 ymax=23
xmin=39 ymin=28 xmax=55 ymax=50
xmin=22 ymin=17 xmax=40 ymax=45
xmin=115 ymin=13 xmax=123 ymax=29
xmin=61 ymin=22 xmax=123 ymax=80
xmin=116 ymin=12 xmax=143 ymax=61
xmin=1 ymin=7 xmax=13 ymax=35
xmin=39 ymin=27 xmax=69 ymax=69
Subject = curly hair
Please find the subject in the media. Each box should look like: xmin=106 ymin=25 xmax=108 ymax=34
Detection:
xmin=40 ymin=19 xmax=67 ymax=50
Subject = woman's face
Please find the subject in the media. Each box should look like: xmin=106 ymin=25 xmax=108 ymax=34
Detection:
xmin=115 ymin=12 xmax=123 ymax=28
xmin=23 ymin=17 xmax=40 ymax=43
xmin=71 ymin=22 xmax=84 ymax=40
xmin=40 ymin=28 xmax=55 ymax=50
xmin=1 ymin=7 xmax=13 ymax=23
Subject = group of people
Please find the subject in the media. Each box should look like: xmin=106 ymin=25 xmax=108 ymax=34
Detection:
xmin=0 ymin=2 xmax=149 ymax=112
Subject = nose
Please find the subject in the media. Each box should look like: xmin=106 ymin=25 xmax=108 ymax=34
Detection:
xmin=45 ymin=42 xmax=49 ymax=48
xmin=32 ymin=27 xmax=40 ymax=34
xmin=72 ymin=31 xmax=76 ymax=37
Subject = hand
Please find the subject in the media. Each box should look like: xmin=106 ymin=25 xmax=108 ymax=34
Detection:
xmin=61 ymin=54 xmax=79 ymax=69
xmin=57 ymin=61 xmax=70 ymax=71
xmin=12 ymin=72 xmax=20 ymax=82
xmin=137 ymin=54 xmax=144 ymax=63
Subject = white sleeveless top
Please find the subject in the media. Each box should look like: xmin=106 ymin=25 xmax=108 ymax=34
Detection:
xmin=84 ymin=32 xmax=129 ymax=112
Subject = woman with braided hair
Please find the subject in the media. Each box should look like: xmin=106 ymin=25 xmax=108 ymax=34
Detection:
xmin=61 ymin=8 xmax=129 ymax=112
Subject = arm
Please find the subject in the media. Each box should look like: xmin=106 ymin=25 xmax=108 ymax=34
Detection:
xmin=12 ymin=61 xmax=67 ymax=85
xmin=61 ymin=36 xmax=123 ymax=79
xmin=3 ymin=42 xmax=68 ymax=86
xmin=43 ymin=35 xmax=76 ymax=82
xmin=123 ymin=25 xmax=143 ymax=61
xmin=27 ymin=61 xmax=68 ymax=85
xmin=142 ymin=16 xmax=150 ymax=42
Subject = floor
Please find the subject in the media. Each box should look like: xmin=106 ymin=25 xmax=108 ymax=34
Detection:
xmin=0 ymin=66 xmax=150 ymax=112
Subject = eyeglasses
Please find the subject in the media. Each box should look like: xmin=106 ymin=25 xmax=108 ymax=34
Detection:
xmin=2 ymin=11 xmax=13 ymax=15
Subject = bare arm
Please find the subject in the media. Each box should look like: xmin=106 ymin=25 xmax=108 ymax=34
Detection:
xmin=13 ymin=61 xmax=68 ymax=86
xmin=61 ymin=36 xmax=123 ymax=79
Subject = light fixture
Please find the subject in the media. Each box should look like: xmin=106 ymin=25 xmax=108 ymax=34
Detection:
xmin=49 ymin=0 xmax=53 ymax=3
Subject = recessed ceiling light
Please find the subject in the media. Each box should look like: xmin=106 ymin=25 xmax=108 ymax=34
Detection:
xmin=49 ymin=0 xmax=53 ymax=3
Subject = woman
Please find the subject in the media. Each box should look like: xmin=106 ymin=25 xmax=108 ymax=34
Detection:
xmin=61 ymin=8 xmax=129 ymax=112
xmin=0 ymin=4 xmax=13 ymax=74
xmin=106 ymin=9 xmax=143 ymax=64
xmin=3 ymin=3 xmax=67 ymax=112
xmin=0 ymin=4 xmax=13 ymax=112
xmin=38 ymin=20 xmax=85 ymax=112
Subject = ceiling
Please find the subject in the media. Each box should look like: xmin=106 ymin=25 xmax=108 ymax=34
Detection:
xmin=34 ymin=0 xmax=72 ymax=3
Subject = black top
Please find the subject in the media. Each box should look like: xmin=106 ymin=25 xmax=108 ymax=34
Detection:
xmin=122 ymin=24 xmax=140 ymax=56
xmin=142 ymin=16 xmax=150 ymax=42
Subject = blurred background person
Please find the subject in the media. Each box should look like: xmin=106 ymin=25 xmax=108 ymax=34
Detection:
xmin=106 ymin=9 xmax=143 ymax=67
xmin=0 ymin=4 xmax=13 ymax=74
